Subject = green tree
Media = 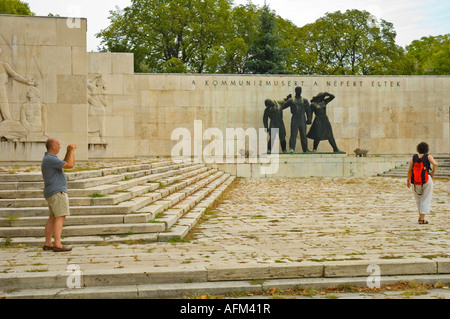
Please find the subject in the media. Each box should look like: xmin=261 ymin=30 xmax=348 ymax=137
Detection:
xmin=204 ymin=38 xmax=248 ymax=74
xmin=0 ymin=0 xmax=34 ymax=15
xmin=216 ymin=3 xmax=259 ymax=74
xmin=97 ymin=1 xmax=449 ymax=75
xmin=299 ymin=10 xmax=402 ymax=75
xmin=401 ymin=34 xmax=450 ymax=75
xmin=161 ymin=57 xmax=188 ymax=73
xmin=203 ymin=2 xmax=259 ymax=74
xmin=97 ymin=0 xmax=233 ymax=73
xmin=243 ymin=4 xmax=288 ymax=74
xmin=274 ymin=15 xmax=305 ymax=74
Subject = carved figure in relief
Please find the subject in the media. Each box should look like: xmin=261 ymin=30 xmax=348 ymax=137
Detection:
xmin=87 ymin=74 xmax=108 ymax=144
xmin=20 ymin=86 xmax=49 ymax=140
xmin=0 ymin=47 xmax=36 ymax=123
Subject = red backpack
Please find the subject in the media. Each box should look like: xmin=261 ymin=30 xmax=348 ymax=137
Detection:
xmin=411 ymin=154 xmax=429 ymax=193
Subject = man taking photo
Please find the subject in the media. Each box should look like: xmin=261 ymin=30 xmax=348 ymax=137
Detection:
xmin=41 ymin=138 xmax=76 ymax=252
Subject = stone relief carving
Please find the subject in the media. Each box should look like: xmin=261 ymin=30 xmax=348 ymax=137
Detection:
xmin=20 ymin=86 xmax=49 ymax=141
xmin=0 ymin=47 xmax=41 ymax=142
xmin=87 ymin=73 xmax=108 ymax=144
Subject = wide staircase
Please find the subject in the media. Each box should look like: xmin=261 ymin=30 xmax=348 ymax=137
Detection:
xmin=380 ymin=155 xmax=450 ymax=178
xmin=0 ymin=160 xmax=235 ymax=246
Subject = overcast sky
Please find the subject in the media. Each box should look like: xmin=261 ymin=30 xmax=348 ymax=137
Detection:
xmin=23 ymin=0 xmax=450 ymax=52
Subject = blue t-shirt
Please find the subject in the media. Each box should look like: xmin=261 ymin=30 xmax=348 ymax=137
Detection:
xmin=41 ymin=152 xmax=67 ymax=198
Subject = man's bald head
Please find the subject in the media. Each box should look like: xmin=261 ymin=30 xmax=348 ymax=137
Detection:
xmin=45 ymin=138 xmax=62 ymax=155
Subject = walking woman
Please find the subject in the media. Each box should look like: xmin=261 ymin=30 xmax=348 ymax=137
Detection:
xmin=407 ymin=142 xmax=438 ymax=224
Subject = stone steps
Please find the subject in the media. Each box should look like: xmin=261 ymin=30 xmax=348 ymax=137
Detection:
xmin=1 ymin=260 xmax=448 ymax=299
xmin=0 ymin=162 xmax=202 ymax=198
xmin=4 ymin=274 xmax=450 ymax=299
xmin=0 ymin=165 xmax=209 ymax=216
xmin=0 ymin=165 xmax=207 ymax=208
xmin=0 ymin=160 xmax=235 ymax=245
xmin=380 ymin=156 xmax=450 ymax=178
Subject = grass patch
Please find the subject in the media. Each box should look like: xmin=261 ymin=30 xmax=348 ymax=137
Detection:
xmin=64 ymin=166 xmax=101 ymax=173
xmin=252 ymin=214 xmax=267 ymax=219
xmin=400 ymin=281 xmax=429 ymax=297
xmin=166 ymin=237 xmax=191 ymax=243
xmin=25 ymin=268 xmax=48 ymax=272
xmin=202 ymin=207 xmax=219 ymax=221
xmin=149 ymin=181 xmax=164 ymax=189
xmin=89 ymin=193 xmax=106 ymax=198
xmin=421 ymin=254 xmax=447 ymax=260
xmin=380 ymin=255 xmax=404 ymax=259
xmin=183 ymin=281 xmax=436 ymax=299
xmin=309 ymin=257 xmax=363 ymax=262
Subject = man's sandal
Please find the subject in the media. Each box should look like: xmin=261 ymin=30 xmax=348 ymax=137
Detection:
xmin=418 ymin=219 xmax=429 ymax=224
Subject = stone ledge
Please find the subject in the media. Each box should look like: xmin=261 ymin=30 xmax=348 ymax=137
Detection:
xmin=208 ymin=155 xmax=410 ymax=178
xmin=3 ymin=274 xmax=450 ymax=299
xmin=437 ymin=259 xmax=450 ymax=274
xmin=1 ymin=259 xmax=448 ymax=292
xmin=206 ymin=263 xmax=324 ymax=282
xmin=323 ymin=259 xmax=438 ymax=278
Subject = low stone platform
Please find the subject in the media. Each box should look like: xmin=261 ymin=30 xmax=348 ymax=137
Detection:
xmin=209 ymin=154 xmax=410 ymax=178
xmin=0 ymin=173 xmax=449 ymax=298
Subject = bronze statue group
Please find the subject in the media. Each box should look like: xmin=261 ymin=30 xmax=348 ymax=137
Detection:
xmin=263 ymin=87 xmax=343 ymax=154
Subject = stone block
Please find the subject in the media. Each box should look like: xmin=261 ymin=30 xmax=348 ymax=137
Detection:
xmin=112 ymin=53 xmax=134 ymax=74
xmin=158 ymin=225 xmax=189 ymax=241
xmin=0 ymin=271 xmax=68 ymax=290
xmin=39 ymin=74 xmax=58 ymax=104
xmin=82 ymin=266 xmax=208 ymax=287
xmin=0 ymin=16 xmax=58 ymax=46
xmin=124 ymin=213 xmax=152 ymax=224
xmin=40 ymin=45 xmax=72 ymax=75
xmin=323 ymin=259 xmax=437 ymax=278
xmin=437 ymin=259 xmax=450 ymax=274
xmin=88 ymin=52 xmax=112 ymax=74
xmin=56 ymin=17 xmax=87 ymax=47
xmin=110 ymin=95 xmax=135 ymax=117
xmin=72 ymin=46 xmax=87 ymax=75
xmin=72 ymin=104 xmax=88 ymax=132
xmin=47 ymin=103 xmax=74 ymax=132
xmin=123 ymin=74 xmax=135 ymax=95
xmin=57 ymin=75 xmax=87 ymax=104
xmin=207 ymin=263 xmax=324 ymax=282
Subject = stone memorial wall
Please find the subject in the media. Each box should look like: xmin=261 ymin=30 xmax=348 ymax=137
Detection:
xmin=0 ymin=15 xmax=88 ymax=161
xmin=0 ymin=15 xmax=448 ymax=164
xmin=87 ymin=52 xmax=135 ymax=159
xmin=135 ymin=74 xmax=450 ymax=157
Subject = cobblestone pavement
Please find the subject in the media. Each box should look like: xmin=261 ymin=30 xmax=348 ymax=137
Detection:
xmin=0 ymin=177 xmax=450 ymax=273
xmin=1 ymin=176 xmax=448 ymax=275
xmin=192 ymin=177 xmax=449 ymax=264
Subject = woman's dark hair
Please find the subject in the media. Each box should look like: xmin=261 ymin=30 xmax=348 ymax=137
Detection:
xmin=417 ymin=142 xmax=429 ymax=154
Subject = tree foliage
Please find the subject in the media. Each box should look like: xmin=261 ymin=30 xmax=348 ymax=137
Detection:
xmin=98 ymin=0 xmax=234 ymax=73
xmin=0 ymin=0 xmax=34 ymax=15
xmin=97 ymin=1 xmax=448 ymax=75
xmin=243 ymin=4 xmax=288 ymax=74
xmin=296 ymin=10 xmax=403 ymax=75
xmin=399 ymin=34 xmax=450 ymax=75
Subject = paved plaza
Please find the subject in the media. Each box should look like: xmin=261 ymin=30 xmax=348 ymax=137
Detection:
xmin=1 ymin=176 xmax=448 ymax=274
